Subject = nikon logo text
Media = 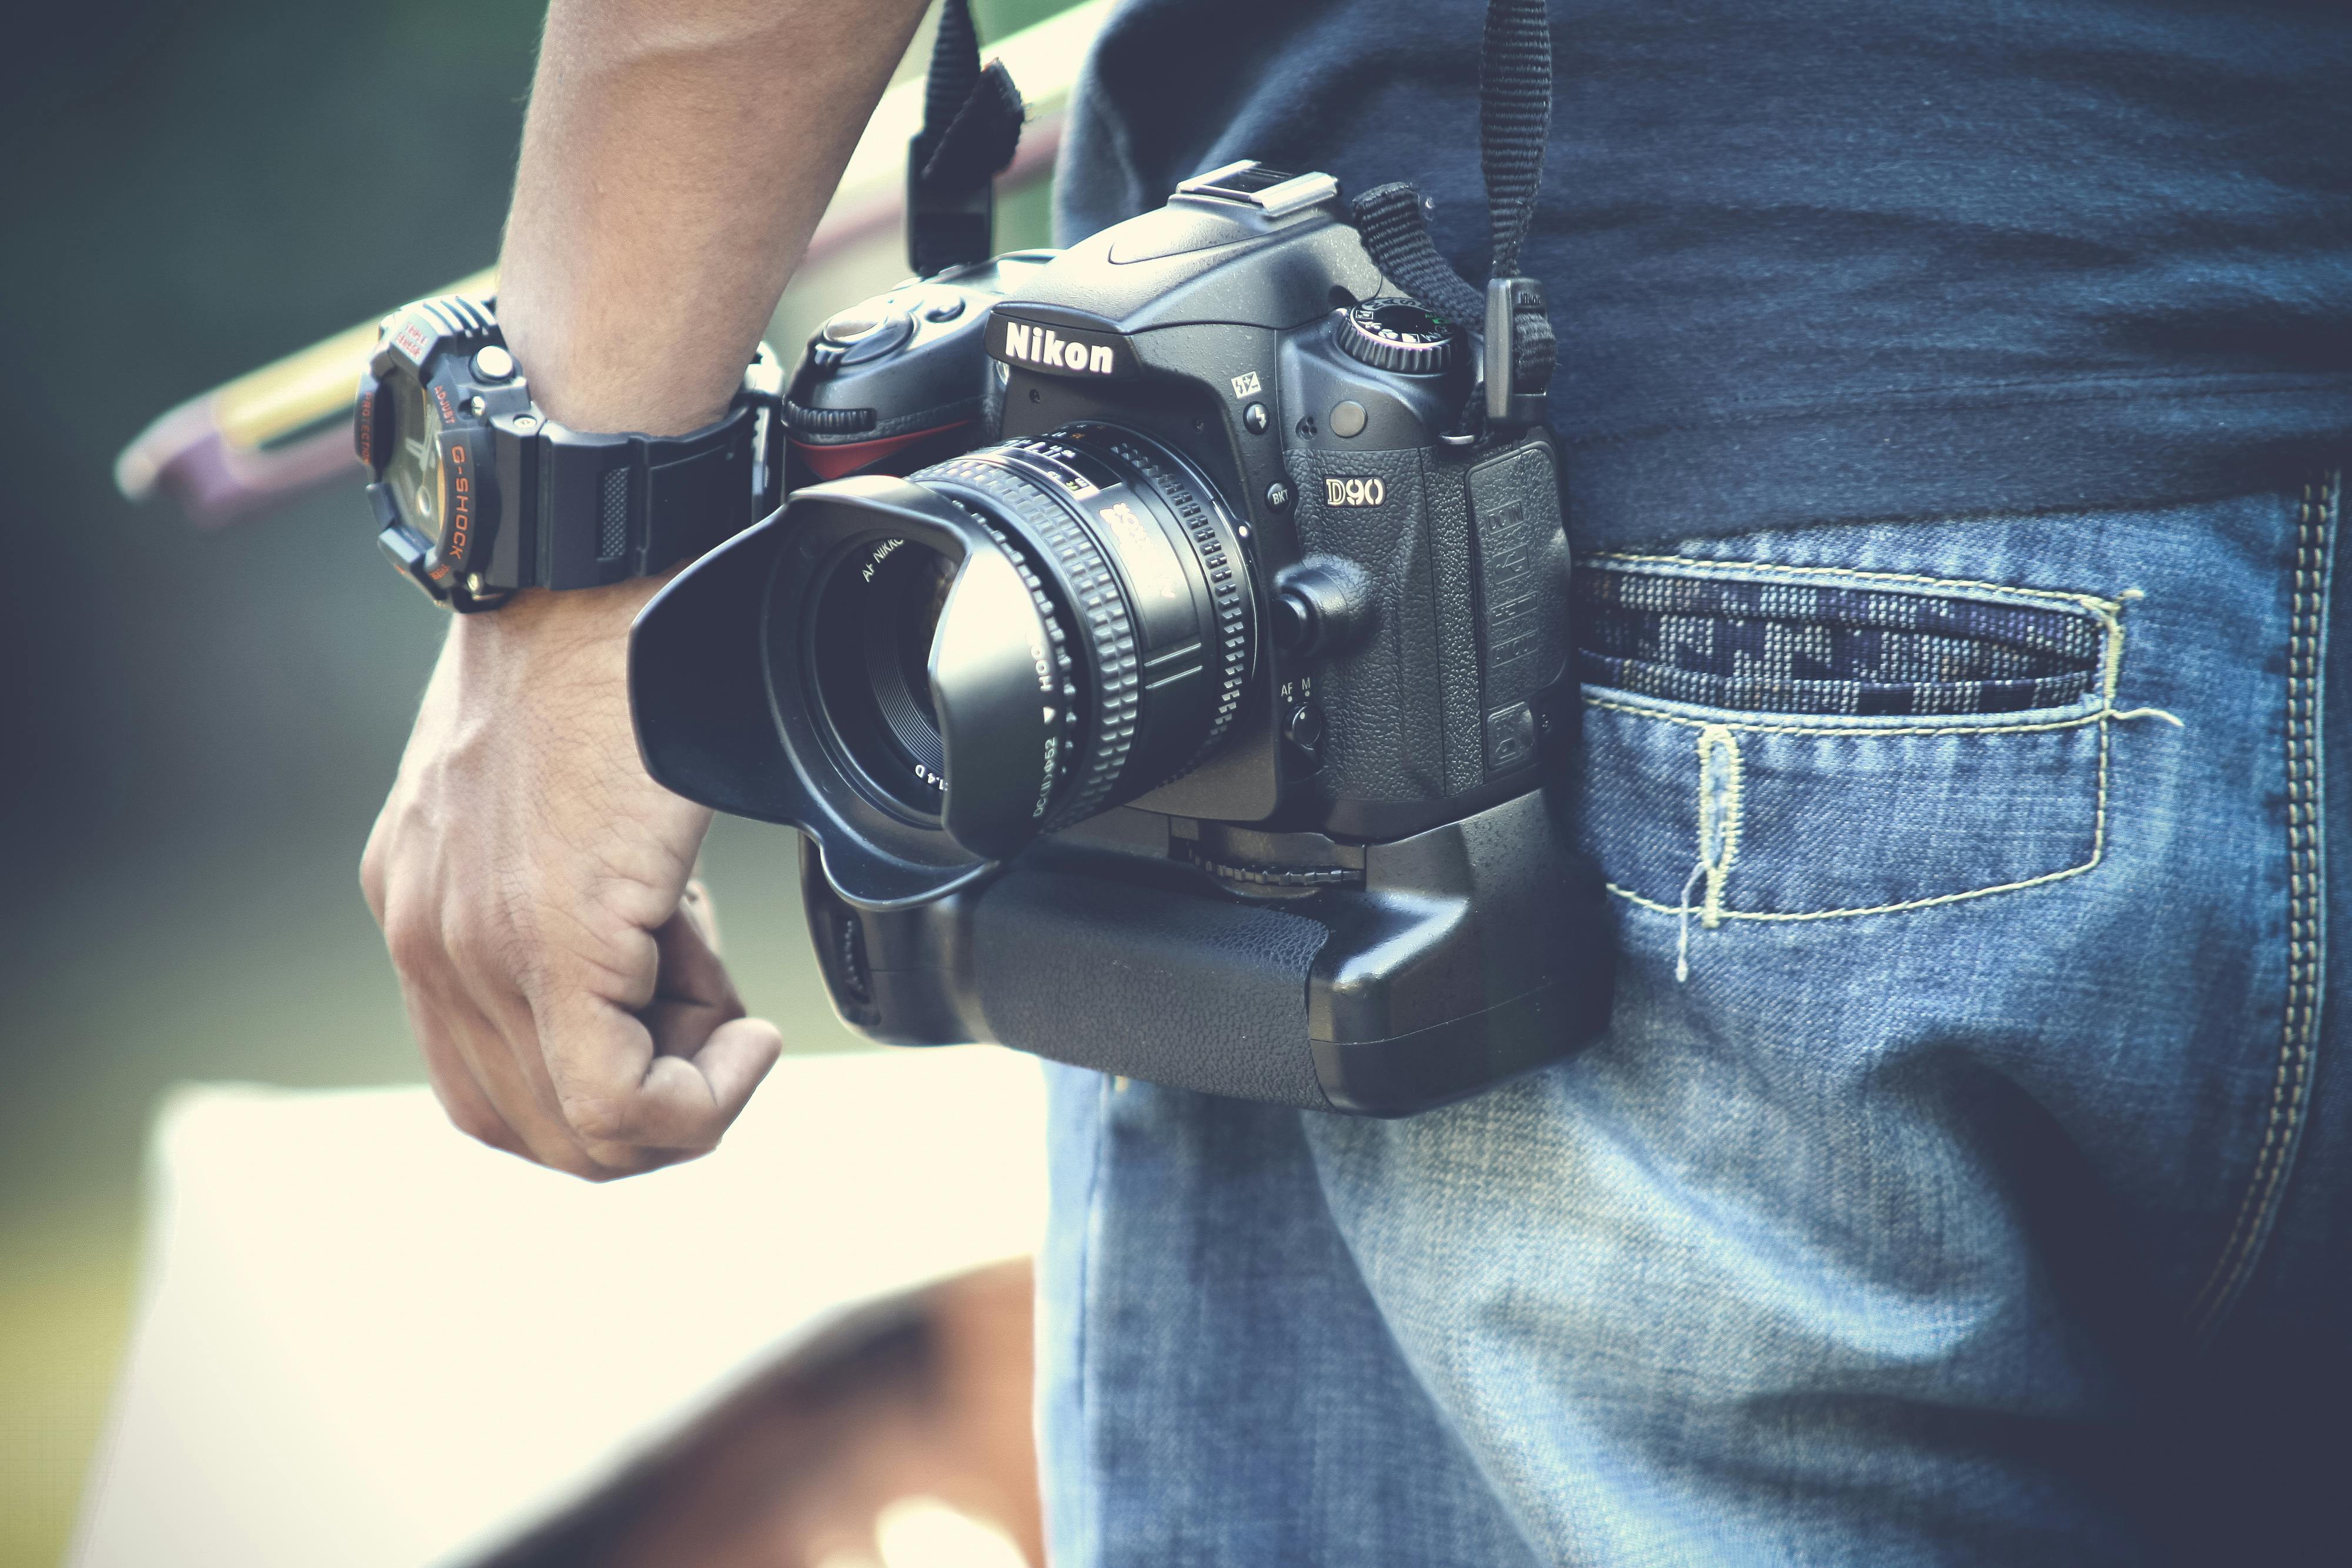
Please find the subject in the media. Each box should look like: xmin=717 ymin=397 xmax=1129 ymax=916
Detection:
xmin=1001 ymin=320 xmax=1116 ymax=376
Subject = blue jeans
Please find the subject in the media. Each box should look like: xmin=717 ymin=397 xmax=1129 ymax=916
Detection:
xmin=1036 ymin=469 xmax=2351 ymax=1565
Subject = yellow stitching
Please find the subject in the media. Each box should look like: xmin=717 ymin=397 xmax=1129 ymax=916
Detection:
xmin=2091 ymin=680 xmax=2113 ymax=897
xmin=1610 ymin=859 xmax=2092 ymax=921
xmin=2191 ymin=469 xmax=2337 ymax=1333
xmin=1696 ymin=726 xmax=1742 ymax=929
xmin=1582 ymin=696 xmax=2106 ymax=738
xmin=1672 ymin=858 xmax=1706 ymax=982
xmin=1585 ymin=547 xmax=2149 ymax=924
xmin=1585 ymin=551 xmax=2126 ymax=616
xmin=1606 ymin=708 xmax=2110 ymax=921
xmin=2097 ymin=603 xmax=2126 ymax=706
xmin=1609 ymin=606 xmax=2126 ymax=921
xmin=2192 ymin=479 xmax=2324 ymax=1322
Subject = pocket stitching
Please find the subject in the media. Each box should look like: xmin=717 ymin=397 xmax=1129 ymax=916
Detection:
xmin=1583 ymin=694 xmax=2106 ymax=740
xmin=1588 ymin=551 xmax=2128 ymax=618
xmin=1583 ymin=556 xmax=2132 ymax=922
xmin=2189 ymin=468 xmax=2337 ymax=1333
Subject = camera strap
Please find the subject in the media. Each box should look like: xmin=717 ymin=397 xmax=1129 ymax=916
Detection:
xmin=1351 ymin=0 xmax=1558 ymax=434
xmin=907 ymin=0 xmax=1554 ymax=425
xmin=907 ymin=0 xmax=1028 ymax=278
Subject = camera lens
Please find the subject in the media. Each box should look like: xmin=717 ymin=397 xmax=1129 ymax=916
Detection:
xmin=784 ymin=423 xmax=1255 ymax=872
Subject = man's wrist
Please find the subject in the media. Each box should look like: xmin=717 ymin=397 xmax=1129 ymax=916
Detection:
xmin=360 ymin=297 xmax=773 ymax=611
xmin=449 ymin=574 xmax=666 ymax=668
xmin=496 ymin=303 xmax=741 ymax=438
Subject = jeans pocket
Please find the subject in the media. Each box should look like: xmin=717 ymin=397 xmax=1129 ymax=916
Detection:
xmin=1572 ymin=554 xmax=2129 ymax=921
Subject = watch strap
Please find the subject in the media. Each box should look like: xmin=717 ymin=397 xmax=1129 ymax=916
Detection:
xmin=362 ymin=291 xmax=783 ymax=610
xmin=533 ymin=404 xmax=761 ymax=592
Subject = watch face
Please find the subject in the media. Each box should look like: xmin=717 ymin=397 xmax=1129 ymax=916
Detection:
xmin=386 ymin=375 xmax=442 ymax=533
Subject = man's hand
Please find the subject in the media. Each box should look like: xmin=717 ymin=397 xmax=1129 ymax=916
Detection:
xmin=362 ymin=583 xmax=780 ymax=1178
xmin=363 ymin=0 xmax=928 ymax=1172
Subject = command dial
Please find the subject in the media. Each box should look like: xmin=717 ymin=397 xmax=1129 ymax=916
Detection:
xmin=1335 ymin=297 xmax=1452 ymax=375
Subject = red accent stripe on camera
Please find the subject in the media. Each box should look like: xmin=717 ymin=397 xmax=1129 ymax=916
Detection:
xmin=791 ymin=421 xmax=974 ymax=480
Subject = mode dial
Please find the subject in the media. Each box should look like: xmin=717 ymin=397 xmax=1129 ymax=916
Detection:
xmin=1334 ymin=297 xmax=1452 ymax=375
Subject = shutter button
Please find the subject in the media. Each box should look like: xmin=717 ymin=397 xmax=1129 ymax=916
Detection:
xmin=820 ymin=307 xmax=916 ymax=365
xmin=822 ymin=310 xmax=881 ymax=343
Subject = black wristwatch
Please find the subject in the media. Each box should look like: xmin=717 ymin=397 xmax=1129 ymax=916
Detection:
xmin=355 ymin=295 xmax=784 ymax=611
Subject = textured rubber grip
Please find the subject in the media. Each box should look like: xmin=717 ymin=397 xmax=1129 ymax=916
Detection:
xmin=805 ymin=790 xmax=1615 ymax=1117
xmin=972 ymin=868 xmax=1337 ymax=1109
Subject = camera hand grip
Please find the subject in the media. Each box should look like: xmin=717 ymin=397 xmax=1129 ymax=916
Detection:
xmin=802 ymin=791 xmax=1614 ymax=1116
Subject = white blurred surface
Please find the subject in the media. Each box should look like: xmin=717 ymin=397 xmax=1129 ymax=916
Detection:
xmin=68 ymin=1047 xmax=1048 ymax=1568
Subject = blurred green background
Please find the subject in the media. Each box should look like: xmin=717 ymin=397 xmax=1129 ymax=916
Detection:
xmin=0 ymin=3 xmax=1069 ymax=1562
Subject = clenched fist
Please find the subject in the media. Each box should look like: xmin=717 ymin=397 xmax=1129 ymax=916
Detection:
xmin=362 ymin=580 xmax=781 ymax=1179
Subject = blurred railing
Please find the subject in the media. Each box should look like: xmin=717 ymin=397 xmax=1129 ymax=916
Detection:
xmin=115 ymin=0 xmax=1106 ymax=528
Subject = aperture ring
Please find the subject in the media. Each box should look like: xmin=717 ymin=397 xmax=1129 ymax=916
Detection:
xmin=930 ymin=497 xmax=1085 ymax=814
xmin=1091 ymin=434 xmax=1254 ymax=782
xmin=925 ymin=458 xmax=1142 ymax=830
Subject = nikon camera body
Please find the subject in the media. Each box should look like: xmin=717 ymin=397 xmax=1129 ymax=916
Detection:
xmin=630 ymin=163 xmax=1612 ymax=1116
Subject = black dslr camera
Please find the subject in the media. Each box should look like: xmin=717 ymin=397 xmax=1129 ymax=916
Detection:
xmin=630 ymin=162 xmax=1612 ymax=1115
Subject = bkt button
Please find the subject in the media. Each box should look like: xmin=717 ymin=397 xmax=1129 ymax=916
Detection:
xmin=1484 ymin=701 xmax=1538 ymax=772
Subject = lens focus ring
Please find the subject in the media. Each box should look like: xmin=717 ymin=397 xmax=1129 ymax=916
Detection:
xmin=910 ymin=424 xmax=1257 ymax=837
xmin=923 ymin=455 xmax=1144 ymax=830
xmin=1086 ymin=432 xmax=1252 ymax=780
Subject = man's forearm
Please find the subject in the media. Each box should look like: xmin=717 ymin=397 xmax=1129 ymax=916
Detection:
xmin=501 ymin=0 xmax=933 ymax=437
xmin=366 ymin=1 xmax=934 ymax=1178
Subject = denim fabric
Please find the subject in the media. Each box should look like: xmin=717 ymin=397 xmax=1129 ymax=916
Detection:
xmin=1037 ymin=470 xmax=2351 ymax=1564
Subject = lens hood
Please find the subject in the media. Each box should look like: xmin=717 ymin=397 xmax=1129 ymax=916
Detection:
xmin=632 ymin=476 xmax=1067 ymax=909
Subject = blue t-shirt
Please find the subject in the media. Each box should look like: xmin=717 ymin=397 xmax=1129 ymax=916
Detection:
xmin=1055 ymin=0 xmax=2352 ymax=543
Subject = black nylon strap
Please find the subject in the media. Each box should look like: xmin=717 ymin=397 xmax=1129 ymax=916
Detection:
xmin=921 ymin=0 xmax=983 ymax=146
xmin=1487 ymin=0 xmax=1557 ymax=413
xmin=1350 ymin=183 xmax=1485 ymax=330
xmin=642 ymin=431 xmax=756 ymax=576
xmin=1348 ymin=0 xmax=1557 ymax=431
xmin=907 ymin=0 xmax=1026 ymax=277
xmin=1481 ymin=0 xmax=1551 ymax=280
